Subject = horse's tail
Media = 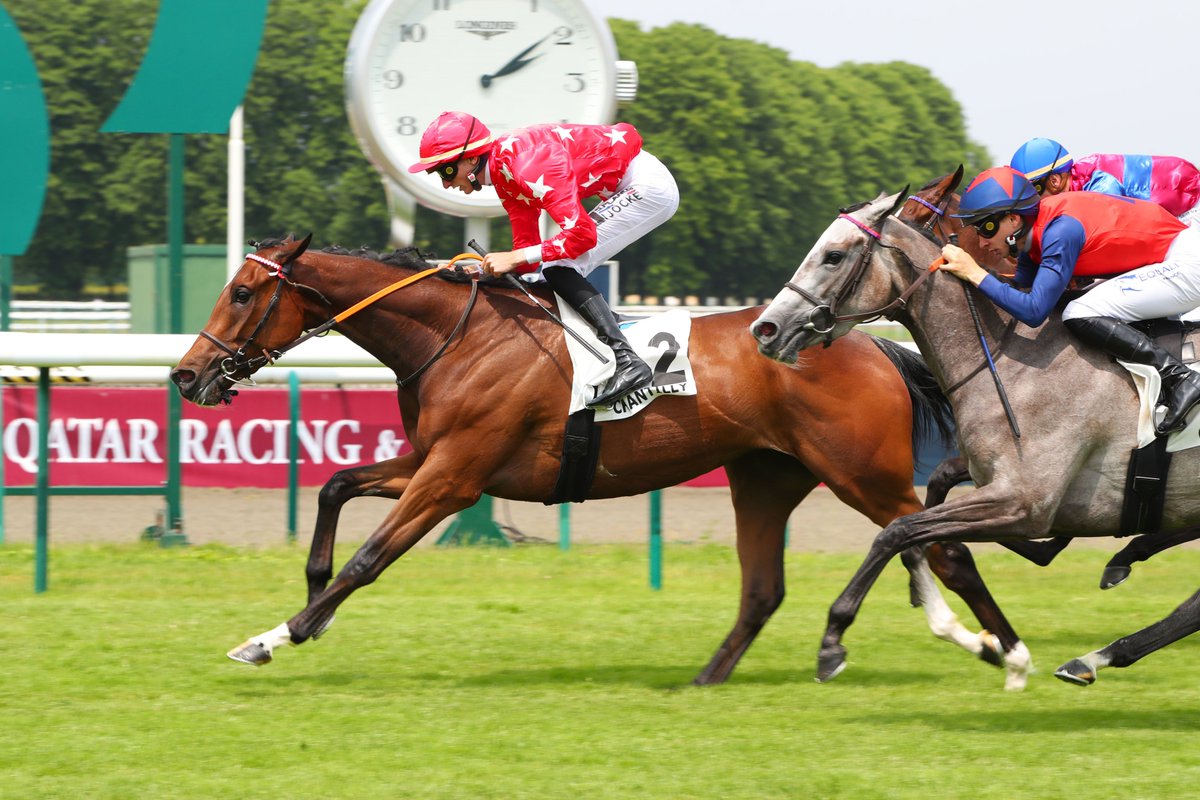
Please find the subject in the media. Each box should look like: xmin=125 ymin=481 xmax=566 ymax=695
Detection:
xmin=869 ymin=336 xmax=955 ymax=451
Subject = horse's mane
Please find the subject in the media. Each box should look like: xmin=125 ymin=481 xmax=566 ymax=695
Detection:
xmin=251 ymin=236 xmax=546 ymax=292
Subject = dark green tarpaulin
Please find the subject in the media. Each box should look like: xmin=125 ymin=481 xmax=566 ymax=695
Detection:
xmin=0 ymin=4 xmax=49 ymax=255
xmin=101 ymin=0 xmax=268 ymax=134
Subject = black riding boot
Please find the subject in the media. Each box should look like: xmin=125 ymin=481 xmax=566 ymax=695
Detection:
xmin=1065 ymin=315 xmax=1200 ymax=435
xmin=576 ymin=295 xmax=654 ymax=407
xmin=543 ymin=266 xmax=653 ymax=408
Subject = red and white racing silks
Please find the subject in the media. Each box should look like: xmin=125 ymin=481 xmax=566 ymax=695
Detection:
xmin=487 ymin=122 xmax=643 ymax=270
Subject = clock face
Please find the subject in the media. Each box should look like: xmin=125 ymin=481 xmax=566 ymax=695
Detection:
xmin=345 ymin=0 xmax=619 ymax=217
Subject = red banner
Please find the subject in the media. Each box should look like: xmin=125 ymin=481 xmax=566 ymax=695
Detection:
xmin=1 ymin=386 xmax=728 ymax=488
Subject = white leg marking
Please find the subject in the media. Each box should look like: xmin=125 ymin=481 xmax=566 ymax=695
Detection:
xmin=1003 ymin=641 xmax=1034 ymax=691
xmin=254 ymin=621 xmax=294 ymax=657
xmin=908 ymin=558 xmax=986 ymax=654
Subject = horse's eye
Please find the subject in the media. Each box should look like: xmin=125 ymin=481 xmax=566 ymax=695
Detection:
xmin=232 ymin=287 xmax=252 ymax=305
xmin=825 ymin=251 xmax=845 ymax=266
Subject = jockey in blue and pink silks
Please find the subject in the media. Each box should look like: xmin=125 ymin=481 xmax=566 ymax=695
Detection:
xmin=1011 ymin=137 xmax=1200 ymax=227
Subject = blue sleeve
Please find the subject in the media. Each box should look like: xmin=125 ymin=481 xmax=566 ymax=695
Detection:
xmin=976 ymin=216 xmax=1086 ymax=327
xmin=1081 ymin=170 xmax=1128 ymax=198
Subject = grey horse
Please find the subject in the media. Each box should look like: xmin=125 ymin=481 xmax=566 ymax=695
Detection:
xmin=750 ymin=187 xmax=1200 ymax=687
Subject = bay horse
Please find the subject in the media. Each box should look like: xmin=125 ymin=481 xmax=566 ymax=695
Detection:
xmin=752 ymin=181 xmax=1200 ymax=686
xmin=170 ymin=232 xmax=1030 ymax=686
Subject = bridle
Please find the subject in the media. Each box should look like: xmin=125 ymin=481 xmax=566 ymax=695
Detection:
xmin=781 ymin=190 xmax=944 ymax=344
xmin=199 ymin=249 xmax=480 ymax=390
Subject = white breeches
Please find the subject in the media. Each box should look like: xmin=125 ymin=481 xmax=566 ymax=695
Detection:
xmin=527 ymin=150 xmax=680 ymax=280
xmin=1062 ymin=226 xmax=1200 ymax=322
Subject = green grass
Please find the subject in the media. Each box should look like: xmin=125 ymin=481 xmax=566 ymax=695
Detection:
xmin=3 ymin=542 xmax=1200 ymax=799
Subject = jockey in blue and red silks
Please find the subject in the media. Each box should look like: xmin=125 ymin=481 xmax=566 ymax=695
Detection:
xmin=1011 ymin=137 xmax=1200 ymax=227
xmin=939 ymin=166 xmax=1200 ymax=436
xmin=409 ymin=110 xmax=680 ymax=409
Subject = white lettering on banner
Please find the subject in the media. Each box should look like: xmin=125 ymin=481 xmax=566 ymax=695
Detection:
xmin=129 ymin=419 xmax=162 ymax=463
xmin=3 ymin=418 xmax=38 ymax=474
xmin=1 ymin=417 xmax=162 ymax=473
xmin=2 ymin=413 xmax=399 ymax=473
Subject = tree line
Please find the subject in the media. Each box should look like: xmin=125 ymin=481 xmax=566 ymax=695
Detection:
xmin=6 ymin=0 xmax=988 ymax=299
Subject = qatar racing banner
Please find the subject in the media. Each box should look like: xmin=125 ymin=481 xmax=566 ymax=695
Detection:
xmin=1 ymin=386 xmax=730 ymax=489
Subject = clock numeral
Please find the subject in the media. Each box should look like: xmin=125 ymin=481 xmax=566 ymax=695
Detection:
xmin=554 ymin=25 xmax=573 ymax=45
xmin=382 ymin=69 xmax=404 ymax=90
xmin=432 ymin=0 xmax=450 ymax=10
xmin=399 ymin=23 xmax=426 ymax=43
xmin=397 ymin=116 xmax=418 ymax=136
xmin=564 ymin=72 xmax=586 ymax=93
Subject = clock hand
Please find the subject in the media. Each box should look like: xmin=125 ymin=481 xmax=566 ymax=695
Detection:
xmin=480 ymin=35 xmax=549 ymax=88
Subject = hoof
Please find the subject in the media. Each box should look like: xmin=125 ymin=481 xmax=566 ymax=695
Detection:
xmin=977 ymin=630 xmax=1004 ymax=668
xmin=227 ymin=640 xmax=272 ymax=666
xmin=816 ymin=645 xmax=848 ymax=683
xmin=1054 ymin=658 xmax=1095 ymax=686
xmin=1100 ymin=565 xmax=1131 ymax=590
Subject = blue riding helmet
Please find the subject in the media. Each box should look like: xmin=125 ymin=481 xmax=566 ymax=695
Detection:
xmin=1010 ymin=137 xmax=1074 ymax=181
xmin=952 ymin=166 xmax=1041 ymax=222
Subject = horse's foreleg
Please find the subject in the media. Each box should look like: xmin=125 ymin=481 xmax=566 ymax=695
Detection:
xmin=694 ymin=454 xmax=815 ymax=686
xmin=1101 ymin=525 xmax=1200 ymax=590
xmin=999 ymin=537 xmax=1072 ymax=567
xmin=818 ymin=486 xmax=1031 ymax=686
xmin=918 ymin=542 xmax=1033 ymax=690
xmin=1055 ymin=586 xmax=1200 ymax=686
xmin=228 ymin=456 xmax=483 ymax=666
xmin=922 ymin=456 xmax=971 ymax=508
xmin=305 ymin=453 xmax=422 ymax=606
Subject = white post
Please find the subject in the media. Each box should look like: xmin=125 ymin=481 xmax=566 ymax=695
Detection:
xmin=464 ymin=217 xmax=489 ymax=253
xmin=226 ymin=105 xmax=245 ymax=282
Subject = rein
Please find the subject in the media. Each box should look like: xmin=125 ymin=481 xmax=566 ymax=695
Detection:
xmin=781 ymin=193 xmax=941 ymax=342
xmin=199 ymin=251 xmax=481 ymax=388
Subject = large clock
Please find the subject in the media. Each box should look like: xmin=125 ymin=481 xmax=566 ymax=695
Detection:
xmin=345 ymin=0 xmax=635 ymax=218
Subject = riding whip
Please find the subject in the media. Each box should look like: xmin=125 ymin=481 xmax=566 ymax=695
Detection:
xmin=951 ymin=234 xmax=1021 ymax=439
xmin=466 ymin=239 xmax=609 ymax=364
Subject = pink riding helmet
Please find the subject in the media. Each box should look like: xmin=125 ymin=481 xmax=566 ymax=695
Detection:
xmin=407 ymin=111 xmax=493 ymax=175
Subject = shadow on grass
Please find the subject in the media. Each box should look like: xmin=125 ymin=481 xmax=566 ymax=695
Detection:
xmin=857 ymin=706 xmax=1200 ymax=732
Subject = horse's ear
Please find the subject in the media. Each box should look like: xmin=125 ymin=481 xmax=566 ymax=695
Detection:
xmin=281 ymin=232 xmax=313 ymax=264
xmin=867 ymin=186 xmax=909 ymax=228
xmin=948 ymin=165 xmax=965 ymax=194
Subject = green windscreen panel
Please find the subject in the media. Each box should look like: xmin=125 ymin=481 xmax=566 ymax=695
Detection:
xmin=0 ymin=5 xmax=50 ymax=255
xmin=101 ymin=0 xmax=268 ymax=134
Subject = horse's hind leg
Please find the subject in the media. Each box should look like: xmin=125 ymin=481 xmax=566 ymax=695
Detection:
xmin=1101 ymin=525 xmax=1200 ymax=590
xmin=693 ymin=451 xmax=816 ymax=686
xmin=1056 ymin=586 xmax=1200 ymax=686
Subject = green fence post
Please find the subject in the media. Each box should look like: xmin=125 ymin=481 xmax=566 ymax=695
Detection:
xmin=649 ymin=490 xmax=662 ymax=590
xmin=558 ymin=504 xmax=570 ymax=551
xmin=437 ymin=495 xmax=509 ymax=546
xmin=34 ymin=367 xmax=49 ymax=592
xmin=287 ymin=370 xmax=299 ymax=542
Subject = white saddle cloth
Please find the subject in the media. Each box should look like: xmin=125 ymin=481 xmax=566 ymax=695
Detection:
xmin=1120 ymin=361 xmax=1200 ymax=451
xmin=556 ymin=297 xmax=697 ymax=421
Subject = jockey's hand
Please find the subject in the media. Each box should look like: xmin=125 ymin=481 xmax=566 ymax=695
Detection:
xmin=939 ymin=244 xmax=989 ymax=286
xmin=481 ymin=250 xmax=526 ymax=277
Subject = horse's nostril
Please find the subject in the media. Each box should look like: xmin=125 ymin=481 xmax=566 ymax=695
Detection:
xmin=169 ymin=368 xmax=194 ymax=388
xmin=755 ymin=321 xmax=778 ymax=339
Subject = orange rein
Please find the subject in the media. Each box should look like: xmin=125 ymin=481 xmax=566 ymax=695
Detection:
xmin=329 ymin=253 xmax=480 ymax=325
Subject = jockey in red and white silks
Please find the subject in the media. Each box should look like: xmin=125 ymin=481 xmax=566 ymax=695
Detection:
xmin=409 ymin=111 xmax=679 ymax=408
xmin=486 ymin=122 xmax=679 ymax=279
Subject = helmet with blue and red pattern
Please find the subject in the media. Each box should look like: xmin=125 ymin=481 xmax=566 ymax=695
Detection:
xmin=407 ymin=111 xmax=493 ymax=176
xmin=952 ymin=166 xmax=1041 ymax=237
xmin=1010 ymin=137 xmax=1074 ymax=184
